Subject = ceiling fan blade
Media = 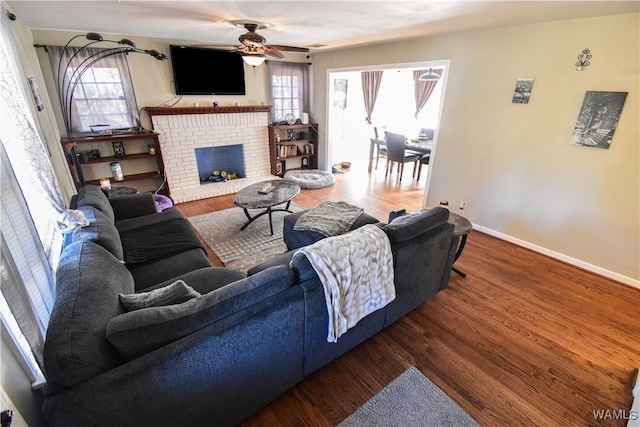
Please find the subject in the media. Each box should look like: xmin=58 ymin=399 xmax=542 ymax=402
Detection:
xmin=263 ymin=46 xmax=285 ymax=59
xmin=267 ymin=45 xmax=310 ymax=53
xmin=190 ymin=45 xmax=237 ymax=51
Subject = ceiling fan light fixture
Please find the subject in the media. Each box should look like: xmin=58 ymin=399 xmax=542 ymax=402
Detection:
xmin=418 ymin=68 xmax=440 ymax=81
xmin=230 ymin=20 xmax=270 ymax=30
xmin=242 ymin=53 xmax=266 ymax=67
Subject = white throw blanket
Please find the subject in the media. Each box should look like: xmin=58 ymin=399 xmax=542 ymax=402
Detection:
xmin=292 ymin=224 xmax=395 ymax=343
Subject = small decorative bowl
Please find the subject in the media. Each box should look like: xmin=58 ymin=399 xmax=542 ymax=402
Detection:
xmin=341 ymin=162 xmax=351 ymax=169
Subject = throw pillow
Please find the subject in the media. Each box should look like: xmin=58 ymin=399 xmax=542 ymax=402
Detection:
xmin=119 ymin=280 xmax=200 ymax=312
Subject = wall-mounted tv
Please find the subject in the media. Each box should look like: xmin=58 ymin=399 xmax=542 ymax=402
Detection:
xmin=170 ymin=45 xmax=246 ymax=95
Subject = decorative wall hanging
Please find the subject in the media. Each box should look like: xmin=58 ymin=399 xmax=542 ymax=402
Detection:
xmin=575 ymin=48 xmax=592 ymax=71
xmin=28 ymin=77 xmax=45 ymax=111
xmin=570 ymin=91 xmax=627 ymax=149
xmin=512 ymin=78 xmax=535 ymax=104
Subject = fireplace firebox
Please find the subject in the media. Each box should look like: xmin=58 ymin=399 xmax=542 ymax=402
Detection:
xmin=195 ymin=145 xmax=245 ymax=183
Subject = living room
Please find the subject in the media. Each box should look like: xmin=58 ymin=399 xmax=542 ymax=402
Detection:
xmin=1 ymin=2 xmax=638 ymax=426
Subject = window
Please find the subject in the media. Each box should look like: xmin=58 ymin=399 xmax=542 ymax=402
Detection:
xmin=70 ymin=65 xmax=133 ymax=130
xmin=48 ymin=46 xmax=141 ymax=135
xmin=272 ymin=74 xmax=300 ymax=121
xmin=268 ymin=62 xmax=309 ymax=123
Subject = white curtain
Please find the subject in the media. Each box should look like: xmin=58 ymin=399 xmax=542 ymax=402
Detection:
xmin=0 ymin=5 xmax=86 ymax=378
xmin=267 ymin=61 xmax=310 ymax=122
xmin=46 ymin=45 xmax=141 ymax=135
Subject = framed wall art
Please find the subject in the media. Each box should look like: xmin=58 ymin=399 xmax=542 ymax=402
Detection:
xmin=512 ymin=78 xmax=535 ymax=104
xmin=112 ymin=141 xmax=126 ymax=157
xmin=570 ymin=91 xmax=627 ymax=149
xmin=333 ymin=78 xmax=348 ymax=109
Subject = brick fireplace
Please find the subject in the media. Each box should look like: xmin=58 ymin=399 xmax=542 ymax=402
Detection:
xmin=147 ymin=106 xmax=274 ymax=203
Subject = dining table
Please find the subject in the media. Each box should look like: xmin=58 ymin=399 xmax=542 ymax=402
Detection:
xmin=368 ymin=138 xmax=433 ymax=172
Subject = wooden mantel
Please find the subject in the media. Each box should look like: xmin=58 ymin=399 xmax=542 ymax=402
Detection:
xmin=145 ymin=105 xmax=271 ymax=117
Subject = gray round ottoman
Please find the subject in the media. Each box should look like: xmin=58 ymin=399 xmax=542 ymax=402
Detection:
xmin=283 ymin=169 xmax=336 ymax=189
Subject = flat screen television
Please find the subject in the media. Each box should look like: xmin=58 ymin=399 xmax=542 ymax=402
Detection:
xmin=170 ymin=45 xmax=246 ymax=95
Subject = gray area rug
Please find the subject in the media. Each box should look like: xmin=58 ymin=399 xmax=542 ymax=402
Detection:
xmin=339 ymin=366 xmax=479 ymax=427
xmin=188 ymin=202 xmax=305 ymax=273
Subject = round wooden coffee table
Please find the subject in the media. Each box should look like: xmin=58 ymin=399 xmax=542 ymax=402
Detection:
xmin=233 ymin=180 xmax=300 ymax=235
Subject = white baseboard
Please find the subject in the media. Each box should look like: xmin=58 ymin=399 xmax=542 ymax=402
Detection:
xmin=472 ymin=224 xmax=640 ymax=290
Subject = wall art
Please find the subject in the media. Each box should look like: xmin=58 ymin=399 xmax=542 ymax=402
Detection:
xmin=112 ymin=141 xmax=126 ymax=157
xmin=333 ymin=78 xmax=348 ymax=109
xmin=512 ymin=78 xmax=535 ymax=104
xmin=570 ymin=91 xmax=627 ymax=149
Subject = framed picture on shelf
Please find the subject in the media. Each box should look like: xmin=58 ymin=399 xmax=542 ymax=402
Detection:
xmin=112 ymin=141 xmax=126 ymax=157
xmin=276 ymin=160 xmax=285 ymax=175
xmin=302 ymin=157 xmax=309 ymax=167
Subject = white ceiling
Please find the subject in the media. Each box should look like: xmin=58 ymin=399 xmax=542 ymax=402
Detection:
xmin=6 ymin=1 xmax=639 ymax=52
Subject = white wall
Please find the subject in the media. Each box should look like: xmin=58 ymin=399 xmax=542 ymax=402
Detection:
xmin=311 ymin=13 xmax=639 ymax=286
xmin=1 ymin=335 xmax=47 ymax=427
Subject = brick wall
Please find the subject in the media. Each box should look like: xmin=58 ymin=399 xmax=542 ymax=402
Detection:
xmin=151 ymin=111 xmax=274 ymax=203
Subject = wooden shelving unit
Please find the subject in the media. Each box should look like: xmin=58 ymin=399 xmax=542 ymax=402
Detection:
xmin=268 ymin=123 xmax=319 ymax=176
xmin=62 ymin=131 xmax=168 ymax=194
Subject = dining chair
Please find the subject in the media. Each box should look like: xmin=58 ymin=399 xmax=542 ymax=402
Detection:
xmin=416 ymin=153 xmax=430 ymax=181
xmin=384 ymin=131 xmax=420 ymax=181
xmin=373 ymin=125 xmax=387 ymax=170
xmin=418 ymin=128 xmax=435 ymax=140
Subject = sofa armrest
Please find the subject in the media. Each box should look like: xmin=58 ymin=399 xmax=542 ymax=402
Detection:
xmin=283 ymin=210 xmax=381 ymax=250
xmin=109 ymin=193 xmax=157 ymax=220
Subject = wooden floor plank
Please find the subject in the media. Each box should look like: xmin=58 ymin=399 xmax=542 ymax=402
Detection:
xmin=175 ymin=163 xmax=640 ymax=427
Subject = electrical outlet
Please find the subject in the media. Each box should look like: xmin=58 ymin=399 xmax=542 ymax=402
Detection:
xmin=459 ymin=201 xmax=466 ymax=212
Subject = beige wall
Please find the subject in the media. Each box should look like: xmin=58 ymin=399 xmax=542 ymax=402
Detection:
xmin=29 ymin=15 xmax=640 ymax=285
xmin=311 ymin=13 xmax=639 ymax=285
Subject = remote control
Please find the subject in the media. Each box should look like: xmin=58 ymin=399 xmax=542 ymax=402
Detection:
xmin=258 ymin=184 xmax=274 ymax=195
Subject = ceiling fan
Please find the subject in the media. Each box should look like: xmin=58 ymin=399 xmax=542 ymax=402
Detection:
xmin=229 ymin=21 xmax=310 ymax=66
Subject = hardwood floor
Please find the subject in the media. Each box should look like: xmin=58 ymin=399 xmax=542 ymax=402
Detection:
xmin=175 ymin=164 xmax=640 ymax=426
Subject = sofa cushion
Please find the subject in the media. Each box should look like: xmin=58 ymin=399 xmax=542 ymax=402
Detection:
xmin=75 ymin=185 xmax=115 ymax=223
xmin=127 ymin=248 xmax=212 ymax=291
xmin=73 ymin=205 xmax=124 ymax=260
xmin=115 ymin=207 xmax=185 ymax=233
xmin=106 ymin=265 xmax=296 ymax=359
xmin=118 ymin=216 xmax=204 ymax=264
xmin=119 ymin=280 xmax=201 ymax=312
xmin=44 ymin=240 xmax=134 ymax=387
